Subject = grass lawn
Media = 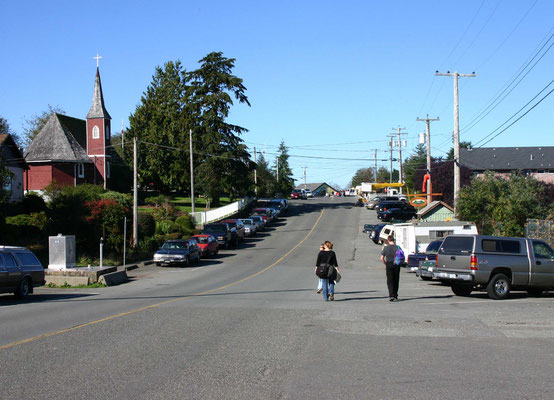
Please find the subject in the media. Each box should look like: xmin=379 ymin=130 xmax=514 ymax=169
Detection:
xmin=139 ymin=196 xmax=233 ymax=214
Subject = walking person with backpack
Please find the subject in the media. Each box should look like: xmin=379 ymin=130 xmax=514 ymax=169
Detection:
xmin=380 ymin=235 xmax=404 ymax=302
xmin=315 ymin=241 xmax=340 ymax=301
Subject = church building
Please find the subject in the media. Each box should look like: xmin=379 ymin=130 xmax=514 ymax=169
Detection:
xmin=24 ymin=67 xmax=113 ymax=192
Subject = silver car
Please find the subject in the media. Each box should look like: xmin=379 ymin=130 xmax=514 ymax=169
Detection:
xmin=249 ymin=215 xmax=265 ymax=231
xmin=239 ymin=218 xmax=257 ymax=237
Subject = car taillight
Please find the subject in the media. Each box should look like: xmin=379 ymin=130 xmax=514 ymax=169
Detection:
xmin=470 ymin=254 xmax=478 ymax=270
xmin=383 ymin=208 xmax=387 ymax=211
xmin=435 ymin=254 xmax=438 ymax=263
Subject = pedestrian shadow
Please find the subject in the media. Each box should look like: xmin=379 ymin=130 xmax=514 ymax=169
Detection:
xmin=335 ymin=294 xmax=455 ymax=302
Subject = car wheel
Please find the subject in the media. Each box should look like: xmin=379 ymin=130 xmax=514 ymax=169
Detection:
xmin=527 ymin=288 xmax=543 ymax=297
xmin=184 ymin=256 xmax=190 ymax=267
xmin=15 ymin=278 xmax=31 ymax=299
xmin=487 ymin=273 xmax=510 ymax=300
xmin=420 ymin=276 xmax=433 ymax=281
xmin=451 ymin=283 xmax=472 ymax=297
xmin=156 ymin=263 xmax=162 ymax=267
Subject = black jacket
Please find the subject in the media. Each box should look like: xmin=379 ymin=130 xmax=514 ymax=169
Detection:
xmin=316 ymin=250 xmax=338 ymax=280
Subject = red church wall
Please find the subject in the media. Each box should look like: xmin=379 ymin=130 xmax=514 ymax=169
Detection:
xmin=24 ymin=165 xmax=52 ymax=191
xmin=52 ymin=164 xmax=75 ymax=187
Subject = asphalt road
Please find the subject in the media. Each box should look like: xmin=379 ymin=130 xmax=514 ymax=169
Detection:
xmin=1 ymin=197 xmax=553 ymax=399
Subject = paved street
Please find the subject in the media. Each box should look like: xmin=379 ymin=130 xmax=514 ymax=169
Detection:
xmin=1 ymin=197 xmax=553 ymax=399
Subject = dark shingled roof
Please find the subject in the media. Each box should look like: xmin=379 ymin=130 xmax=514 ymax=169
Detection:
xmin=0 ymin=133 xmax=27 ymax=168
xmin=86 ymin=68 xmax=111 ymax=119
xmin=460 ymin=146 xmax=554 ymax=171
xmin=24 ymin=114 xmax=92 ymax=163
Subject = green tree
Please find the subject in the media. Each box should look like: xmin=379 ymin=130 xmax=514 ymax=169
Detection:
xmin=457 ymin=173 xmax=549 ymax=236
xmin=272 ymin=141 xmax=295 ymax=196
xmin=186 ymin=52 xmax=252 ymax=206
xmin=376 ymin=167 xmax=399 ymax=183
xmin=403 ymin=144 xmax=427 ymax=193
xmin=0 ymin=116 xmax=11 ymax=135
xmin=0 ymin=116 xmax=15 ymax=209
xmin=127 ymin=61 xmax=189 ymax=193
xmin=446 ymin=141 xmax=472 ymax=160
xmin=22 ymin=105 xmax=65 ymax=147
xmin=255 ymin=154 xmax=276 ymax=197
xmin=350 ymin=168 xmax=375 ymax=187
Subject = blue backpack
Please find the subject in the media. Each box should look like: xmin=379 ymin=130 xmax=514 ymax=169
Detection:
xmin=394 ymin=247 xmax=405 ymax=265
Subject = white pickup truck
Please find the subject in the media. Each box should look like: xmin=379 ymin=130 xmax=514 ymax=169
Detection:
xmin=435 ymin=234 xmax=554 ymax=299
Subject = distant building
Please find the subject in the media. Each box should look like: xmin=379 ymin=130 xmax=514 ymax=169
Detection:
xmin=460 ymin=146 xmax=554 ymax=184
xmin=24 ymin=67 xmax=113 ymax=193
xmin=0 ymin=133 xmax=27 ymax=202
xmin=295 ymin=182 xmax=338 ymax=196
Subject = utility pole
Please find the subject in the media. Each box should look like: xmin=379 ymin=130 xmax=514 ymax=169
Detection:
xmin=435 ymin=70 xmax=476 ymax=210
xmin=303 ymin=167 xmax=307 ymax=189
xmin=416 ymin=115 xmax=439 ymax=203
xmin=387 ymin=134 xmax=395 ymax=183
xmin=189 ymin=129 xmax=195 ymax=215
xmin=253 ymin=147 xmax=257 ymax=196
xmin=276 ymin=158 xmax=279 ymax=182
xmin=132 ymin=137 xmax=138 ymax=247
xmin=391 ymin=127 xmax=407 ymax=184
xmin=370 ymin=149 xmax=379 ymax=181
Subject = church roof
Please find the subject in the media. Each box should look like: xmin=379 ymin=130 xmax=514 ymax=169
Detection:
xmin=86 ymin=68 xmax=111 ymax=119
xmin=0 ymin=133 xmax=27 ymax=168
xmin=24 ymin=114 xmax=92 ymax=163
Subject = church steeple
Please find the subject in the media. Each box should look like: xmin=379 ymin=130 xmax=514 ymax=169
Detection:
xmin=87 ymin=67 xmax=111 ymax=120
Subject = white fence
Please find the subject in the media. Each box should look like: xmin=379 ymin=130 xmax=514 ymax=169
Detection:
xmin=191 ymin=197 xmax=254 ymax=226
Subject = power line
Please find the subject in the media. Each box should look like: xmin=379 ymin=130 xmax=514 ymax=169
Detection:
xmin=476 ymin=80 xmax=554 ymax=147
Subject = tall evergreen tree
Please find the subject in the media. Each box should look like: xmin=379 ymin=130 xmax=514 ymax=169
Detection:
xmin=186 ymin=52 xmax=252 ymax=206
xmin=272 ymin=141 xmax=295 ymax=195
xmin=255 ymin=154 xmax=276 ymax=197
xmin=127 ymin=61 xmax=190 ymax=193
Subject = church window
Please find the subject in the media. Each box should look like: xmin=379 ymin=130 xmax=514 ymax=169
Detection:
xmin=92 ymin=125 xmax=100 ymax=139
xmin=106 ymin=161 xmax=111 ymax=178
xmin=77 ymin=163 xmax=85 ymax=178
xmin=105 ymin=124 xmax=110 ymax=140
xmin=2 ymin=175 xmax=12 ymax=194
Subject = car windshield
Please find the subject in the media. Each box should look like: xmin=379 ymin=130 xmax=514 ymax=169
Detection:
xmin=195 ymin=237 xmax=209 ymax=244
xmin=162 ymin=242 xmax=188 ymax=250
xmin=203 ymin=225 xmax=224 ymax=232
xmin=241 ymin=219 xmax=253 ymax=225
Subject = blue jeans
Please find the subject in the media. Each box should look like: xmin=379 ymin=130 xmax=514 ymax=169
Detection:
xmin=320 ymin=278 xmax=335 ymax=300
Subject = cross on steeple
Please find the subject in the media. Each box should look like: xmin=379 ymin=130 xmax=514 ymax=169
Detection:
xmin=93 ymin=53 xmax=102 ymax=68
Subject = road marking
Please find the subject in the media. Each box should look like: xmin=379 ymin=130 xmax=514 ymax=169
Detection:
xmin=0 ymin=210 xmax=326 ymax=350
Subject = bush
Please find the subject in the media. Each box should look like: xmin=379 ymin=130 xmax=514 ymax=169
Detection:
xmin=165 ymin=232 xmax=181 ymax=240
xmin=144 ymin=195 xmax=167 ymax=206
xmin=6 ymin=212 xmax=48 ymax=230
xmin=151 ymin=202 xmax=177 ymax=221
xmin=86 ymin=199 xmax=129 ymax=253
xmin=138 ymin=213 xmax=156 ymax=237
xmin=156 ymin=219 xmax=182 ymax=235
xmin=100 ymin=191 xmax=133 ymax=209
xmin=16 ymin=193 xmax=47 ymax=214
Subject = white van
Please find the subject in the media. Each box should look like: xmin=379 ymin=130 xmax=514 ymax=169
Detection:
xmin=378 ymin=224 xmax=396 ymax=244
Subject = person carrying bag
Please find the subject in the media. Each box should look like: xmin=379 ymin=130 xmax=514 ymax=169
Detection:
xmin=315 ymin=241 xmax=340 ymax=301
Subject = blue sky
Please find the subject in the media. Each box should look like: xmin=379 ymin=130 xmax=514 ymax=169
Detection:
xmin=1 ymin=0 xmax=553 ymax=188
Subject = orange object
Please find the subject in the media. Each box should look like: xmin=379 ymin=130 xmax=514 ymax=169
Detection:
xmin=422 ymin=174 xmax=431 ymax=193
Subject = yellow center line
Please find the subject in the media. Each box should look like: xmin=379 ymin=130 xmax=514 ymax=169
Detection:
xmin=0 ymin=209 xmax=326 ymax=350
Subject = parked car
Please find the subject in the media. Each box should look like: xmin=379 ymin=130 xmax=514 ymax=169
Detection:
xmin=369 ymin=224 xmax=386 ymax=244
xmin=153 ymin=239 xmax=201 ymax=267
xmin=201 ymin=223 xmax=237 ymax=248
xmin=239 ymin=218 xmax=257 ymax=237
xmin=434 ymin=234 xmax=554 ymax=299
xmin=257 ymin=198 xmax=288 ymax=216
xmin=305 ymin=189 xmax=313 ymax=198
xmin=252 ymin=208 xmax=274 ymax=223
xmin=407 ymin=239 xmax=443 ymax=274
xmin=362 ymin=224 xmax=376 ymax=234
xmin=374 ymin=200 xmax=406 ymax=212
xmin=191 ymin=234 xmax=219 ymax=257
xmin=0 ymin=246 xmax=45 ymax=298
xmin=290 ymin=189 xmax=307 ymax=200
xmin=365 ymin=195 xmax=386 ymax=209
xmin=377 ymin=204 xmax=417 ymax=222
xmin=249 ymin=215 xmax=266 ymax=231
xmin=221 ymin=219 xmax=245 ymax=242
